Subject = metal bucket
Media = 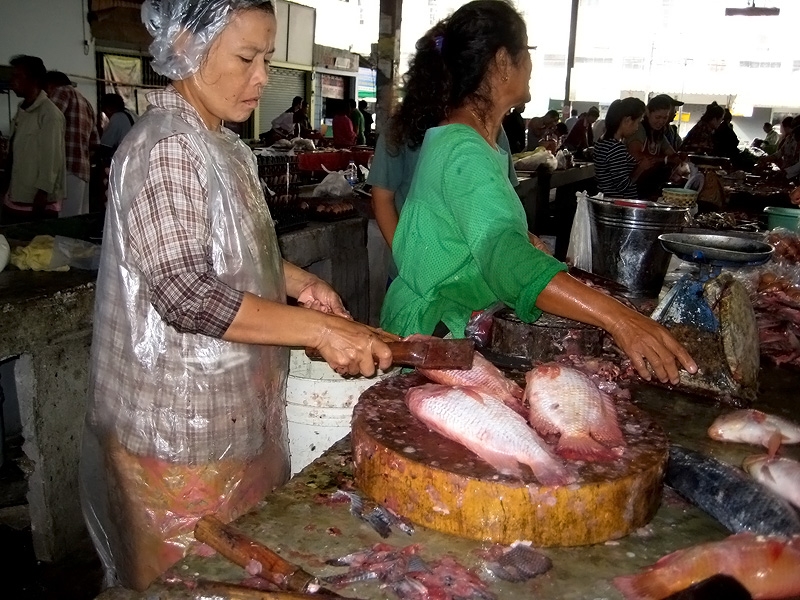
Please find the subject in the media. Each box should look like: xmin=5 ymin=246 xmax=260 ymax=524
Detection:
xmin=588 ymin=198 xmax=689 ymax=298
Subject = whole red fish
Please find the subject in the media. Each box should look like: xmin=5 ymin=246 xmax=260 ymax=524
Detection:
xmin=708 ymin=409 xmax=800 ymax=456
xmin=418 ymin=350 xmax=527 ymax=416
xmin=405 ymin=384 xmax=573 ymax=485
xmin=743 ymin=455 xmax=800 ymax=510
xmin=613 ymin=533 xmax=800 ymax=600
xmin=525 ymin=363 xmax=625 ymax=462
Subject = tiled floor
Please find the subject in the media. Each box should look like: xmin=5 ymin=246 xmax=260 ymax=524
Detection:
xmin=0 ymin=436 xmax=103 ymax=600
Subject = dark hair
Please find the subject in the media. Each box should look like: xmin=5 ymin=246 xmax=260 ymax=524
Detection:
xmin=291 ymin=95 xmax=303 ymax=108
xmin=555 ymin=122 xmax=568 ymax=136
xmin=699 ymin=101 xmax=725 ymax=123
xmin=782 ymin=116 xmax=793 ymax=128
xmin=390 ymin=0 xmax=528 ymax=150
xmin=101 ymin=93 xmax=126 ymax=112
xmin=544 ymin=109 xmax=559 ymax=120
xmin=647 ymin=95 xmax=672 ymax=112
xmin=10 ymin=55 xmax=46 ymax=88
xmin=571 ymin=109 xmax=578 ymax=116
xmin=348 ymin=98 xmax=357 ymax=109
xmin=358 ymin=99 xmax=367 ymax=110
xmin=763 ymin=122 xmax=773 ymax=129
xmin=722 ymin=109 xmax=733 ymax=123
xmin=45 ymin=70 xmax=72 ymax=87
xmin=587 ymin=106 xmax=600 ymax=118
xmin=603 ymin=97 xmax=645 ymax=141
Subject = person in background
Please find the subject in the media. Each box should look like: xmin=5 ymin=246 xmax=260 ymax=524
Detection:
xmin=349 ymin=98 xmax=366 ymax=145
xmin=81 ymin=0 xmax=391 ymax=589
xmin=332 ymin=100 xmax=356 ymax=148
xmin=293 ymin=98 xmax=312 ymax=135
xmin=2 ymin=55 xmax=65 ymax=223
xmin=625 ymin=94 xmax=683 ymax=198
xmin=713 ymin=108 xmax=741 ymax=163
xmin=99 ymin=93 xmax=136 ymax=154
xmin=592 ymin=115 xmax=606 ymax=145
xmin=776 ymin=116 xmax=794 ymax=152
xmin=681 ymin=101 xmax=725 ymax=155
xmin=526 ymin=108 xmax=559 ymax=150
xmin=359 ymin=100 xmax=374 ymax=135
xmin=562 ymin=106 xmax=599 ymax=154
xmin=381 ymin=1 xmax=695 ymax=386
xmin=594 ymin=97 xmax=657 ymax=200
xmin=554 ymin=121 xmax=569 ymax=149
xmin=753 ymin=122 xmax=779 ymax=156
xmin=502 ymin=104 xmax=526 ymax=154
xmin=564 ymin=108 xmax=579 ymax=132
xmin=662 ymin=96 xmax=684 ymax=151
xmin=45 ymin=70 xmax=98 ymax=217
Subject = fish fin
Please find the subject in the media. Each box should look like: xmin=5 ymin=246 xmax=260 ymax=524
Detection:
xmin=503 ymin=395 xmax=529 ymax=418
xmin=527 ymin=402 xmax=561 ymax=436
xmin=751 ymin=409 xmax=767 ymax=423
xmin=612 ymin=574 xmax=670 ymax=600
xmin=557 ymin=433 xmax=617 ymax=462
xmin=475 ymin=448 xmax=523 ymax=478
xmin=590 ymin=393 xmax=626 ymax=448
xmin=767 ymin=430 xmax=782 ymax=457
xmin=528 ymin=460 xmax=574 ymax=487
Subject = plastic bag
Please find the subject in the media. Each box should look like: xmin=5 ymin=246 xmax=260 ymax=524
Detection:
xmin=514 ymin=149 xmax=558 ymax=172
xmin=52 ymin=236 xmax=102 ymax=271
xmin=567 ymin=191 xmax=592 ymax=271
xmin=0 ymin=234 xmax=9 ymax=273
xmin=312 ymin=171 xmax=354 ymax=198
xmin=464 ymin=301 xmax=506 ymax=347
xmin=9 ymin=235 xmax=70 ymax=271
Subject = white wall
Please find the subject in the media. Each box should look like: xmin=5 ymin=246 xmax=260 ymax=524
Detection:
xmin=0 ymin=0 xmax=96 ymax=136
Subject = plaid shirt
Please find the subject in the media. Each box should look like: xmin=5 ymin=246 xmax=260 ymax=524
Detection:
xmin=88 ymin=87 xmax=289 ymax=464
xmin=49 ymin=85 xmax=98 ymax=181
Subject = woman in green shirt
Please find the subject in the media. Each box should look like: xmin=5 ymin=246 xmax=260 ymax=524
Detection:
xmin=380 ymin=0 xmax=696 ymax=385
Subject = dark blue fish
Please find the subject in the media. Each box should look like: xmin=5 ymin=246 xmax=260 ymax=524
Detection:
xmin=665 ymin=445 xmax=800 ymax=536
xmin=485 ymin=543 xmax=552 ymax=582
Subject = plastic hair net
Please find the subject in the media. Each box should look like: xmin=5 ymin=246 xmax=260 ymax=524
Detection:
xmin=80 ymin=91 xmax=289 ymax=589
xmin=142 ymin=0 xmax=273 ymax=80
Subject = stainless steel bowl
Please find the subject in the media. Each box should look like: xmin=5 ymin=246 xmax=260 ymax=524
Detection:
xmin=658 ymin=233 xmax=773 ymax=265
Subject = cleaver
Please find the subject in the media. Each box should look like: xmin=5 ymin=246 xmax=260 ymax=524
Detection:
xmin=306 ymin=337 xmax=475 ymax=370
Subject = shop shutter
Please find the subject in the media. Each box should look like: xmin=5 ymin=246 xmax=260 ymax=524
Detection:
xmin=257 ymin=67 xmax=306 ymax=135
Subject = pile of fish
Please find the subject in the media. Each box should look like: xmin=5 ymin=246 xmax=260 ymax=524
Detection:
xmin=407 ymin=353 xmax=627 ymax=486
xmin=751 ymin=271 xmax=800 ymax=368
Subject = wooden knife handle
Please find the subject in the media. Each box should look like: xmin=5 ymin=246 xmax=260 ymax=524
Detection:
xmin=194 ymin=516 xmax=316 ymax=592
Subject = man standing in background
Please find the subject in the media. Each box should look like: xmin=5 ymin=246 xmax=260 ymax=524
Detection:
xmin=2 ymin=55 xmax=65 ymax=223
xmin=349 ymin=98 xmax=365 ymax=145
xmin=565 ymin=109 xmax=579 ymax=132
xmin=45 ymin=71 xmax=98 ymax=217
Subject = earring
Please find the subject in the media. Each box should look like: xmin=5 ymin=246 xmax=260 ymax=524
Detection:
xmin=502 ymin=75 xmax=509 ymax=82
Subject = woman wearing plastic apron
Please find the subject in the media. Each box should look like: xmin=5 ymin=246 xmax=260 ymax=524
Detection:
xmin=80 ymin=0 xmax=391 ymax=590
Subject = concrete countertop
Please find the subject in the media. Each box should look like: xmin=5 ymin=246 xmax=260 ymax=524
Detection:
xmin=96 ymin=366 xmax=799 ymax=600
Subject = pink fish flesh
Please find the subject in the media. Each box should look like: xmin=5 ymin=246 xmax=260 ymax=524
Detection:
xmin=743 ymin=454 xmax=800 ymax=510
xmin=525 ymin=363 xmax=625 ymax=462
xmin=405 ymin=384 xmax=574 ymax=485
xmin=708 ymin=409 xmax=800 ymax=455
xmin=418 ymin=351 xmax=527 ymax=417
xmin=613 ymin=533 xmax=800 ymax=600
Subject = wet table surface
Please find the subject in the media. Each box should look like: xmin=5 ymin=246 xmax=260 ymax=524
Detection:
xmin=97 ymin=366 xmax=800 ymax=600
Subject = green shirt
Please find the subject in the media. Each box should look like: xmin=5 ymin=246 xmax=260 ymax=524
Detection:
xmin=380 ymin=124 xmax=567 ymax=338
xmin=350 ymin=109 xmax=365 ymax=145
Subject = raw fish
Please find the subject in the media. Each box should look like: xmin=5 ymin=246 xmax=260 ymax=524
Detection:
xmin=418 ymin=351 xmax=526 ymax=416
xmin=708 ymin=409 xmax=800 ymax=455
xmin=665 ymin=445 xmax=800 ymax=536
xmin=613 ymin=533 xmax=800 ymax=600
xmin=405 ymin=384 xmax=574 ymax=485
xmin=525 ymin=362 xmax=625 ymax=462
xmin=484 ymin=542 xmax=552 ymax=582
xmin=742 ymin=455 xmax=800 ymax=510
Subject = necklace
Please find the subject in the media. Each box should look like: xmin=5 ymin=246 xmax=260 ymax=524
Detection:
xmin=467 ymin=108 xmax=493 ymax=142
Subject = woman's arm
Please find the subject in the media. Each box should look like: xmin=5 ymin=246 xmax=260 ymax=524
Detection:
xmin=371 ymin=187 xmax=400 ymax=247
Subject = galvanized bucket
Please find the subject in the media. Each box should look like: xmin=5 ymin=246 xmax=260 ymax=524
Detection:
xmin=588 ymin=198 xmax=689 ymax=298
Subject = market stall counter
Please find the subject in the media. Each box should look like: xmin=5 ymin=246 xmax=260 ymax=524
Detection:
xmin=297 ymin=149 xmax=374 ymax=181
xmin=516 ymin=162 xmax=596 ymax=260
xmin=95 ymin=365 xmax=799 ymax=600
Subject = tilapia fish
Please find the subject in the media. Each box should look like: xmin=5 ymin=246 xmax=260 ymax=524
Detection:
xmin=418 ymin=351 xmax=527 ymax=417
xmin=613 ymin=533 xmax=800 ymax=600
xmin=708 ymin=409 xmax=800 ymax=455
xmin=405 ymin=384 xmax=574 ymax=486
xmin=525 ymin=363 xmax=625 ymax=462
xmin=665 ymin=445 xmax=800 ymax=536
xmin=743 ymin=455 xmax=800 ymax=510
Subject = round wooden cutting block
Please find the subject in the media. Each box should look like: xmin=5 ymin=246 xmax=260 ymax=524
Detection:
xmin=352 ymin=373 xmax=668 ymax=547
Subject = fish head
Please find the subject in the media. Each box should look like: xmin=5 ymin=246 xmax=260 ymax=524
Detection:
xmin=707 ymin=410 xmax=762 ymax=440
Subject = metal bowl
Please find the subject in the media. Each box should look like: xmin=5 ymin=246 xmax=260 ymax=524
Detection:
xmin=658 ymin=233 xmax=773 ymax=265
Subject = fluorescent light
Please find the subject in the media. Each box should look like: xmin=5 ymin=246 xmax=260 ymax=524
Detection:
xmin=725 ymin=6 xmax=780 ymax=16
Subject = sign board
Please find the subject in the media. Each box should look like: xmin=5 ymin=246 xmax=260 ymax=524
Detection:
xmin=321 ymin=74 xmax=345 ymax=99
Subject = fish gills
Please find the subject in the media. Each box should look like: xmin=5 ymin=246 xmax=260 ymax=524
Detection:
xmin=743 ymin=455 xmax=800 ymax=510
xmin=405 ymin=384 xmax=573 ymax=486
xmin=613 ymin=533 xmax=800 ymax=600
xmin=525 ymin=363 xmax=625 ymax=462
xmin=665 ymin=445 xmax=800 ymax=536
xmin=418 ymin=351 xmax=527 ymax=417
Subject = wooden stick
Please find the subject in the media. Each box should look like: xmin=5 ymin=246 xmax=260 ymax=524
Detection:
xmin=194 ymin=516 xmax=317 ymax=593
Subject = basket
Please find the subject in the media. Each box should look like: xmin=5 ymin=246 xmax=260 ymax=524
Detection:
xmin=764 ymin=206 xmax=800 ymax=232
xmin=660 ymin=188 xmax=698 ymax=208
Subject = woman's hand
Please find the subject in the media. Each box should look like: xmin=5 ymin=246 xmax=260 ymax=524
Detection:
xmin=296 ymin=278 xmax=352 ymax=319
xmin=604 ymin=307 xmax=697 ymax=384
xmin=790 ymin=186 xmax=800 ymax=205
xmin=312 ymin=315 xmax=393 ymax=376
xmin=528 ymin=232 xmax=552 ymax=255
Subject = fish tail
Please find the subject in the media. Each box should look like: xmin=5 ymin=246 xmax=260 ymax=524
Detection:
xmin=557 ymin=433 xmax=617 ymax=462
xmin=612 ymin=574 xmax=670 ymax=600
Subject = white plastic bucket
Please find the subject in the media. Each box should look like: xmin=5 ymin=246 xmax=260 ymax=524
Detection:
xmin=286 ymin=349 xmax=390 ymax=475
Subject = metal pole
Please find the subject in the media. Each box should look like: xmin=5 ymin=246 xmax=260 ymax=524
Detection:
xmin=376 ymin=0 xmax=404 ymax=134
xmin=563 ymin=0 xmax=580 ymax=110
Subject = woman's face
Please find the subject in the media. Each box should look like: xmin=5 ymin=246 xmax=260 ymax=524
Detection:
xmin=620 ymin=115 xmax=643 ymax=138
xmin=187 ymin=9 xmax=276 ymax=125
xmin=647 ymin=108 xmax=670 ymax=131
xmin=507 ymin=37 xmax=533 ymax=106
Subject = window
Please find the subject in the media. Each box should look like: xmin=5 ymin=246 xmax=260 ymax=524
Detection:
xmin=739 ymin=60 xmax=781 ymax=69
xmin=623 ymin=57 xmax=645 ymax=70
xmin=575 ymin=56 xmax=613 ymax=65
xmin=544 ymin=54 xmax=566 ymax=67
xmin=708 ymin=60 xmax=726 ymax=72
